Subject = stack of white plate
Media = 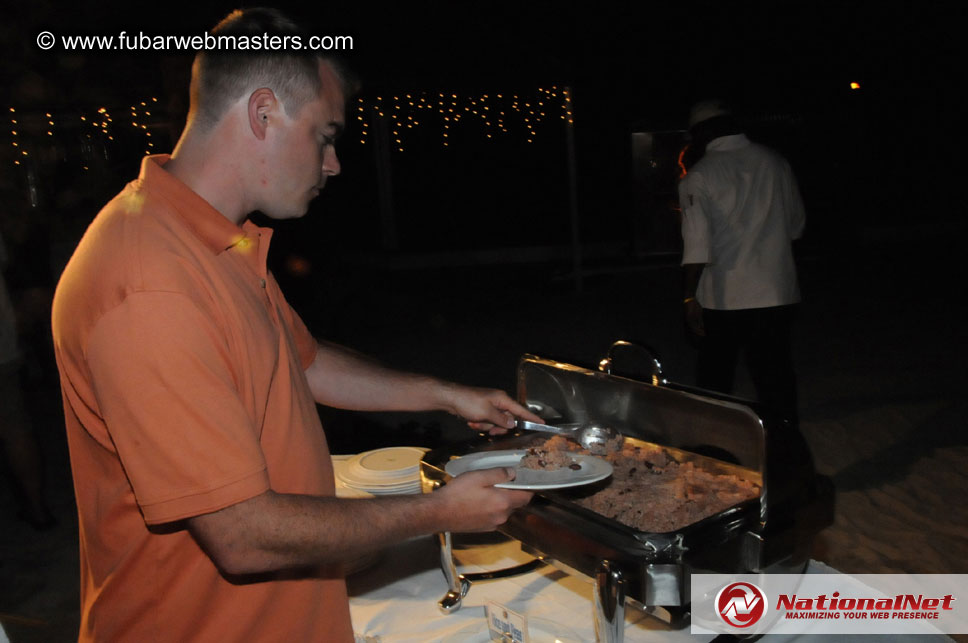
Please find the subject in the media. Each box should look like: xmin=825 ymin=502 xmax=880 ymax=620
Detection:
xmin=334 ymin=446 xmax=428 ymax=496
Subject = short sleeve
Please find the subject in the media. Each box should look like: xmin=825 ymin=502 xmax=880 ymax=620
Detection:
xmin=678 ymin=175 xmax=711 ymax=265
xmin=284 ymin=303 xmax=317 ymax=371
xmin=265 ymin=274 xmax=317 ymax=370
xmin=86 ymin=291 xmax=270 ymax=524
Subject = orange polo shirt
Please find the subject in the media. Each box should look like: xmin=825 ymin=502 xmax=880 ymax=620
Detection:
xmin=52 ymin=155 xmax=353 ymax=642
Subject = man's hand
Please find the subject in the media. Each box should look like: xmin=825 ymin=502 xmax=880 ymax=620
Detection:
xmin=435 ymin=467 xmax=533 ymax=532
xmin=440 ymin=384 xmax=544 ymax=435
xmin=684 ymin=299 xmax=705 ymax=336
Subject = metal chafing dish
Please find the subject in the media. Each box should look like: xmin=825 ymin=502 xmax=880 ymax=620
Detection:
xmin=420 ymin=341 xmax=834 ymax=642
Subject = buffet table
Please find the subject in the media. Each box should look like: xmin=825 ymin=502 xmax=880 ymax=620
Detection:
xmin=348 ymin=533 xmax=670 ymax=642
xmin=348 ymin=535 xmax=955 ymax=643
xmin=337 ymin=445 xmax=952 ymax=642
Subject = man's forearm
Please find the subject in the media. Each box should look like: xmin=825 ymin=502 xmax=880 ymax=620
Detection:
xmin=304 ymin=340 xmax=454 ymax=412
xmin=683 ymin=262 xmax=705 ymax=300
xmin=682 ymin=263 xmax=706 ymax=336
xmin=303 ymin=341 xmax=540 ymax=432
xmin=190 ymin=491 xmax=443 ymax=575
xmin=188 ymin=468 xmax=531 ymax=575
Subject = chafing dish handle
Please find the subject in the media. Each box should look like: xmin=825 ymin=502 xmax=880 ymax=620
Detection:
xmin=598 ymin=340 xmax=665 ymax=385
xmin=594 ymin=561 xmax=626 ymax=643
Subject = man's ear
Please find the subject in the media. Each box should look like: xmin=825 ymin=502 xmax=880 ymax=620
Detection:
xmin=248 ymin=88 xmax=277 ymax=140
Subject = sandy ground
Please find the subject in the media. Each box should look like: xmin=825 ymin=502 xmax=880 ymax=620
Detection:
xmin=1 ymin=234 xmax=965 ymax=641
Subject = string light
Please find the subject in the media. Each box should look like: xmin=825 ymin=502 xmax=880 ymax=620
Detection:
xmin=6 ymin=87 xmax=573 ymax=168
xmin=352 ymin=87 xmax=573 ymax=151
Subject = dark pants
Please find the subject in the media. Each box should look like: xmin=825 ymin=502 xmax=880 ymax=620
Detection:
xmin=697 ymin=305 xmax=799 ymax=424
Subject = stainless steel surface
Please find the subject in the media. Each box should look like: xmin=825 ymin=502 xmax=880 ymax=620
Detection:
xmin=597 ymin=340 xmax=665 ymax=385
xmin=423 ymin=344 xmax=833 ymax=634
xmin=644 ymin=564 xmax=683 ymax=606
xmin=515 ymin=419 xmax=623 ymax=455
xmin=594 ymin=561 xmax=626 ymax=643
xmin=575 ymin=422 xmax=622 ymax=455
xmin=516 ymin=419 xmax=583 ymax=436
xmin=516 ymin=353 xmax=767 ymax=478
xmin=436 ymin=531 xmax=467 ymax=613
xmin=435 ymin=510 xmax=547 ymax=613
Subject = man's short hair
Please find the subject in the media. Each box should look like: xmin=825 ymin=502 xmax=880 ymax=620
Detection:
xmin=189 ymin=7 xmax=351 ymax=130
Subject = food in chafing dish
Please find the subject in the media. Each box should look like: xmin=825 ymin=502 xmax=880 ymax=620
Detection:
xmin=536 ymin=435 xmax=760 ymax=532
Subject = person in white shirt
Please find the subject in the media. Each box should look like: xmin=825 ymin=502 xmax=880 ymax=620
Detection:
xmin=678 ymin=100 xmax=806 ymax=424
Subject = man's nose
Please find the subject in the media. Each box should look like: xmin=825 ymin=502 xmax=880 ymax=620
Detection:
xmin=323 ymin=147 xmax=340 ymax=177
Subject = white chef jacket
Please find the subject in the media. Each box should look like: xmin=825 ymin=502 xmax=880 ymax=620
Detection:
xmin=679 ymin=133 xmax=806 ymax=310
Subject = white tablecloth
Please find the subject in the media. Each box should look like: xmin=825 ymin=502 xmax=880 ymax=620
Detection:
xmin=348 ymin=534 xmax=673 ymax=642
xmin=348 ymin=535 xmax=955 ymax=642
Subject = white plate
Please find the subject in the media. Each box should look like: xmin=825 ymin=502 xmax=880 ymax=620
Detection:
xmin=351 ymin=446 xmax=427 ymax=478
xmin=336 ymin=468 xmax=418 ymax=488
xmin=337 ymin=447 xmax=428 ymax=490
xmin=333 ymin=455 xmax=414 ymax=496
xmin=334 ymin=484 xmax=375 ymax=499
xmin=441 ymin=617 xmax=581 ymax=643
xmin=444 ymin=449 xmax=612 ymax=490
xmin=363 ymin=484 xmax=421 ymax=495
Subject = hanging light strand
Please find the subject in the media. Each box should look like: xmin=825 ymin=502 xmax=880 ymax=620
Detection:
xmin=355 ymin=86 xmax=571 ymax=151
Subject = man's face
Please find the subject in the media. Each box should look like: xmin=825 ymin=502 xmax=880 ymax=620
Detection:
xmin=259 ymin=61 xmax=345 ymax=219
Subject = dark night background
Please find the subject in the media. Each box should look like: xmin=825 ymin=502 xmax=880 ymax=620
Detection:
xmin=3 ymin=1 xmax=962 ymax=277
xmin=2 ymin=0 xmax=964 ymax=442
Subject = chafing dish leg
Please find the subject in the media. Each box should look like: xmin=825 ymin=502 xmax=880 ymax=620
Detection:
xmin=594 ymin=561 xmax=626 ymax=643
xmin=437 ymin=531 xmax=469 ymax=613
xmin=436 ymin=531 xmax=547 ymax=614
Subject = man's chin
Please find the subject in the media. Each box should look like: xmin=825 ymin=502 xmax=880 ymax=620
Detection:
xmin=262 ymin=203 xmax=311 ymax=221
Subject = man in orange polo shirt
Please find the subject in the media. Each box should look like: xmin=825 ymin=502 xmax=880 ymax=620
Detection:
xmin=52 ymin=9 xmax=539 ymax=642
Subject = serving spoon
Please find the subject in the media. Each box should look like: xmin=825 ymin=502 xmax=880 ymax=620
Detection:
xmin=516 ymin=420 xmax=623 ymax=456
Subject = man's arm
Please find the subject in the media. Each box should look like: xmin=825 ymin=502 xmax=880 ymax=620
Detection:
xmin=682 ymin=262 xmax=706 ymax=336
xmin=188 ymin=467 xmax=532 ymax=575
xmin=303 ymin=340 xmax=542 ymax=433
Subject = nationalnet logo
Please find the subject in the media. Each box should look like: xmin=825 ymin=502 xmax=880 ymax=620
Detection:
xmin=776 ymin=590 xmax=955 ymax=621
xmin=716 ymin=582 xmax=768 ymax=627
xmin=692 ymin=574 xmax=968 ymax=635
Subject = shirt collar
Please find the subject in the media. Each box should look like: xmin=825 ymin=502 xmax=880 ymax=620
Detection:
xmin=137 ymin=154 xmax=250 ymax=255
xmin=706 ymin=133 xmax=750 ymax=152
